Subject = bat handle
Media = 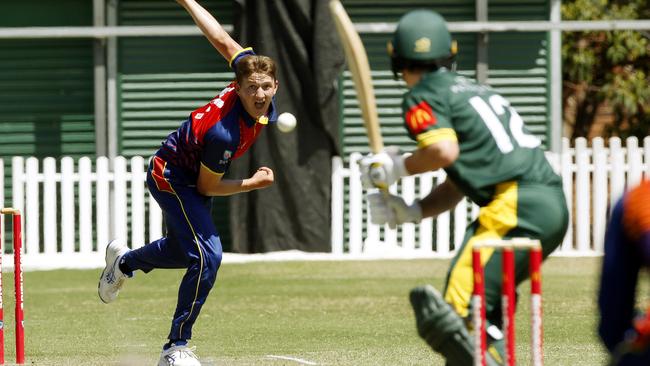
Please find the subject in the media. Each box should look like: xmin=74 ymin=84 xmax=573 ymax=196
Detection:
xmin=369 ymin=161 xmax=391 ymax=191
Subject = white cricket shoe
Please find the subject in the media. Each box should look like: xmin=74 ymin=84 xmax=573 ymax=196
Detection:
xmin=158 ymin=345 xmax=201 ymax=366
xmin=97 ymin=239 xmax=130 ymax=303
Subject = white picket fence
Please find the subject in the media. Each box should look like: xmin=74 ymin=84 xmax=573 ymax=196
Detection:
xmin=331 ymin=136 xmax=650 ymax=257
xmin=0 ymin=136 xmax=648 ymax=270
xmin=0 ymin=156 xmax=162 ymax=270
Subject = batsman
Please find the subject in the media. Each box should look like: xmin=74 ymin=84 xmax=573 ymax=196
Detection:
xmin=359 ymin=10 xmax=569 ymax=365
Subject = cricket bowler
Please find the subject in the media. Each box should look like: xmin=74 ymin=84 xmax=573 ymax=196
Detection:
xmin=98 ymin=1 xmax=279 ymax=365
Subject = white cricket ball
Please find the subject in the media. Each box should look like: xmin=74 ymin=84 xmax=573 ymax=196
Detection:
xmin=277 ymin=112 xmax=297 ymax=133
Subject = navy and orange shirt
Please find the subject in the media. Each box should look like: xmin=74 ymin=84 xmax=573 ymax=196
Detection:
xmin=599 ymin=180 xmax=650 ymax=359
xmin=623 ymin=180 xmax=650 ymax=250
xmin=156 ymin=82 xmax=277 ymax=183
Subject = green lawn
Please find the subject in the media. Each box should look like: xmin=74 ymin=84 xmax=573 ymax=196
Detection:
xmin=8 ymin=257 xmax=607 ymax=365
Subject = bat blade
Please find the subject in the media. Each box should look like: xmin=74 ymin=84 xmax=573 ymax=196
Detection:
xmin=329 ymin=0 xmax=384 ymax=154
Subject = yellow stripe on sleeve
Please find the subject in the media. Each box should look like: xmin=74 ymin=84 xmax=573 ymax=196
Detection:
xmin=416 ymin=128 xmax=457 ymax=148
xmin=200 ymin=162 xmax=225 ymax=177
xmin=228 ymin=47 xmax=254 ymax=68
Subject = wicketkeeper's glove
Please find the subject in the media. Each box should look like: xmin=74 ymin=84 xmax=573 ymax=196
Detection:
xmin=358 ymin=146 xmax=410 ymax=189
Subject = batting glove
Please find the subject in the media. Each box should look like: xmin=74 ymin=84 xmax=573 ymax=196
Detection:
xmin=358 ymin=146 xmax=410 ymax=190
xmin=367 ymin=192 xmax=422 ymax=229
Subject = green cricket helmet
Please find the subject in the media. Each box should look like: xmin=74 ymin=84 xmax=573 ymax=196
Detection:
xmin=387 ymin=9 xmax=457 ymax=78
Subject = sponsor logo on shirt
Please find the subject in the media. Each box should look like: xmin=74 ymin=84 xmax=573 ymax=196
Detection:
xmin=405 ymin=101 xmax=437 ymax=134
xmin=212 ymin=86 xmax=236 ymax=109
xmin=219 ymin=86 xmax=235 ymax=98
xmin=219 ymin=150 xmax=233 ymax=165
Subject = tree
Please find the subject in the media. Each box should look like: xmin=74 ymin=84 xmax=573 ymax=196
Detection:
xmin=562 ymin=0 xmax=650 ymax=139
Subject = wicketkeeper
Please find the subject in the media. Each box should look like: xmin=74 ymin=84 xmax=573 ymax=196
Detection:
xmin=599 ymin=180 xmax=650 ymax=365
xmin=359 ymin=9 xmax=568 ymax=365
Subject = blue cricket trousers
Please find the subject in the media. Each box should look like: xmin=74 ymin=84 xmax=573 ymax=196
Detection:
xmin=121 ymin=156 xmax=223 ymax=341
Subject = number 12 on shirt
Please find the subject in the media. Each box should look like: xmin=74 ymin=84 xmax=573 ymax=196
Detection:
xmin=469 ymin=95 xmax=541 ymax=154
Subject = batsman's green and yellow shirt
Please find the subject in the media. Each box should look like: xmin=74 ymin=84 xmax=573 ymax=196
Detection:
xmin=402 ymin=68 xmax=561 ymax=206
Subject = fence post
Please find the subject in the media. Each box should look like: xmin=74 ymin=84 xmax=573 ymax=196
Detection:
xmin=574 ymin=138 xmax=590 ymax=254
xmin=25 ymin=158 xmax=39 ymax=255
xmin=148 ymin=192 xmax=163 ymax=243
xmin=96 ymin=157 xmax=110 ymax=250
xmin=11 ymin=157 xmax=24 ymax=254
xmin=626 ymin=136 xmax=642 ymax=188
xmin=454 ymin=198 xmax=468 ymax=250
xmin=78 ymin=157 xmax=93 ymax=254
xmin=130 ymin=156 xmax=145 ymax=249
xmin=348 ymin=153 xmax=363 ymax=254
xmin=60 ymin=157 xmax=75 ymax=255
xmin=560 ymin=138 xmax=573 ymax=253
xmin=43 ymin=157 xmax=58 ymax=255
xmin=610 ymin=137 xmax=625 ymax=209
xmin=113 ymin=157 xmax=128 ymax=244
xmin=471 ymin=202 xmax=480 ymax=221
xmin=330 ymin=156 xmax=344 ymax=255
xmin=643 ymin=136 xmax=650 ymax=179
xmin=592 ymin=138 xmax=607 ymax=254
xmin=147 ymin=155 xmax=162 ymax=244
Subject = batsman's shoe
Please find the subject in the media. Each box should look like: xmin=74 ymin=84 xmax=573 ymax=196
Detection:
xmin=98 ymin=239 xmax=130 ymax=304
xmin=158 ymin=345 xmax=201 ymax=366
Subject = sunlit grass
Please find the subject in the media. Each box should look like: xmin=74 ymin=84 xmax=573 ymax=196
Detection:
xmin=13 ymin=257 xmax=608 ymax=365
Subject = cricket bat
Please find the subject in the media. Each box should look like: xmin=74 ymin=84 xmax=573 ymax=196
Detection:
xmin=329 ymin=0 xmax=384 ymax=154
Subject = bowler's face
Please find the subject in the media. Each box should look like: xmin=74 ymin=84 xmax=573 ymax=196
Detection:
xmin=236 ymin=73 xmax=278 ymax=121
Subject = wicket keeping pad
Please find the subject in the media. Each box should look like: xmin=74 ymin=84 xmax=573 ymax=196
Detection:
xmin=410 ymin=285 xmax=500 ymax=366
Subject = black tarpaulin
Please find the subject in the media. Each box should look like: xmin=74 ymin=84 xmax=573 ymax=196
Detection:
xmin=228 ymin=0 xmax=344 ymax=252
